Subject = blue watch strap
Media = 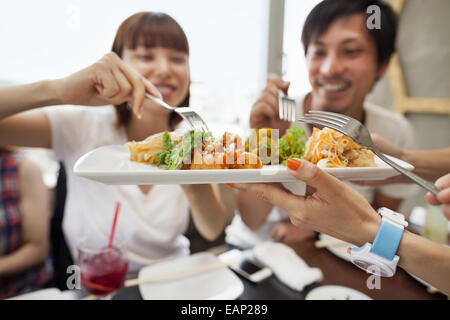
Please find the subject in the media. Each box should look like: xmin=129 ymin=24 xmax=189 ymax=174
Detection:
xmin=370 ymin=220 xmax=404 ymax=261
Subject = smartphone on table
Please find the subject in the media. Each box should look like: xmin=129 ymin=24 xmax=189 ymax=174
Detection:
xmin=219 ymin=249 xmax=272 ymax=283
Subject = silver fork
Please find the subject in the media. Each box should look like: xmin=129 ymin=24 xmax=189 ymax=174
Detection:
xmin=298 ymin=110 xmax=440 ymax=195
xmin=145 ymin=92 xmax=210 ymax=132
xmin=278 ymin=91 xmax=297 ymax=122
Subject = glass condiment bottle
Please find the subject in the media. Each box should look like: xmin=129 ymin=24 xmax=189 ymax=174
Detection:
xmin=422 ymin=205 xmax=448 ymax=244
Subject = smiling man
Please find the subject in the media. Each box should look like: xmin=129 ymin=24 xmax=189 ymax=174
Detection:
xmin=301 ymin=0 xmax=395 ymax=121
xmin=225 ymin=0 xmax=418 ymax=249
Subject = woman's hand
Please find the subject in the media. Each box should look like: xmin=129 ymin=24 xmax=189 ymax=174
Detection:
xmin=232 ymin=159 xmax=381 ymax=247
xmin=180 ymin=184 xmax=227 ymax=241
xmin=0 ymin=52 xmax=162 ymax=120
xmin=54 ymin=52 xmax=162 ymax=116
xmin=425 ymin=173 xmax=450 ymax=220
xmin=232 ymin=159 xmax=450 ymax=296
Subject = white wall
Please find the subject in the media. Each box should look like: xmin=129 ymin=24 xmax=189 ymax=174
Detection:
xmin=368 ymin=0 xmax=450 ymax=215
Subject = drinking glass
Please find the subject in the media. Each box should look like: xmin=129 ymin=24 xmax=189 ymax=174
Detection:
xmin=77 ymin=237 xmax=128 ymax=300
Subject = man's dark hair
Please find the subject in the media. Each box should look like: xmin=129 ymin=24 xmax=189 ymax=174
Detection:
xmin=301 ymin=0 xmax=398 ymax=66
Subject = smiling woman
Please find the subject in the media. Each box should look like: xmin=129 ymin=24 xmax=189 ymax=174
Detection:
xmin=0 ymin=11 xmax=228 ymax=275
xmin=112 ymin=12 xmax=190 ymax=129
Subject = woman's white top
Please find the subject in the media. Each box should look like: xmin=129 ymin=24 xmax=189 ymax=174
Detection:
xmin=43 ymin=106 xmax=190 ymax=273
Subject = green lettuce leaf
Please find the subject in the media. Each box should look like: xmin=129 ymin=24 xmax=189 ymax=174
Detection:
xmin=277 ymin=125 xmax=306 ymax=166
xmin=155 ymin=130 xmax=211 ymax=170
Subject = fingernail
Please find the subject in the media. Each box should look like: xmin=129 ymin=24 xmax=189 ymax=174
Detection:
xmin=435 ymin=177 xmax=445 ymax=189
xmin=287 ymin=158 xmax=301 ymax=171
xmin=153 ymin=91 xmax=162 ymax=99
xmin=137 ymin=113 xmax=142 ymax=120
xmin=226 ymin=183 xmax=234 ymax=188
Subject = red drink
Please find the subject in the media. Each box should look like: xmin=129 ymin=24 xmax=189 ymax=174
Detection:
xmin=79 ymin=247 xmax=128 ymax=297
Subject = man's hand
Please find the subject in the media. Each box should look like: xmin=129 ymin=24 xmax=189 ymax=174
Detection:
xmin=353 ymin=133 xmax=409 ymax=186
xmin=270 ymin=221 xmax=315 ymax=244
xmin=371 ymin=133 xmax=404 ymax=159
xmin=250 ymin=74 xmax=291 ymax=133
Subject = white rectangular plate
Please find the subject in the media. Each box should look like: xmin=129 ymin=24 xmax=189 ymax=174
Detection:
xmin=138 ymin=252 xmax=244 ymax=300
xmin=74 ymin=145 xmax=414 ymax=185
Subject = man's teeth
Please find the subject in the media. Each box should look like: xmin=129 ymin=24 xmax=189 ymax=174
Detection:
xmin=323 ymin=83 xmax=347 ymax=91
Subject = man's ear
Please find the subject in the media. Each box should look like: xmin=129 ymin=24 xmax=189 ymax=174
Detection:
xmin=376 ymin=62 xmax=389 ymax=80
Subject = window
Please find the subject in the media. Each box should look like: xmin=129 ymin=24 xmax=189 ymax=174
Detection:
xmin=282 ymin=0 xmax=321 ymax=97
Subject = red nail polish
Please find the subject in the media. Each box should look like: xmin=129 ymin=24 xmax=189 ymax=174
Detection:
xmin=287 ymin=158 xmax=301 ymax=171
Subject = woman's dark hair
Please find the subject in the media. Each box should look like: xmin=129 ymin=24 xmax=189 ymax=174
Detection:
xmin=111 ymin=12 xmax=190 ymax=128
xmin=301 ymin=0 xmax=398 ymax=67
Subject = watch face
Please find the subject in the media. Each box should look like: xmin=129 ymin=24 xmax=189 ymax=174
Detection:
xmin=354 ymin=260 xmax=370 ymax=271
xmin=354 ymin=260 xmax=386 ymax=276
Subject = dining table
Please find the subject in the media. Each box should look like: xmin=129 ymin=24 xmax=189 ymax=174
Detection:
xmin=71 ymin=235 xmax=447 ymax=301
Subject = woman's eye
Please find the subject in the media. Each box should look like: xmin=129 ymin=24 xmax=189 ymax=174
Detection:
xmin=170 ymin=56 xmax=186 ymax=63
xmin=138 ymin=55 xmax=153 ymax=61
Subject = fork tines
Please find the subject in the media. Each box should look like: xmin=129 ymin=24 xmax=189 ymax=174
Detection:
xmin=145 ymin=91 xmax=210 ymax=132
xmin=176 ymin=108 xmax=210 ymax=132
xmin=308 ymin=110 xmax=351 ymax=121
xmin=278 ymin=94 xmax=297 ymax=122
xmin=298 ymin=110 xmax=350 ymax=135
xmin=299 ymin=110 xmax=441 ymax=196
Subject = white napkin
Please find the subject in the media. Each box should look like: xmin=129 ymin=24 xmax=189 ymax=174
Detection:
xmin=253 ymin=241 xmax=323 ymax=292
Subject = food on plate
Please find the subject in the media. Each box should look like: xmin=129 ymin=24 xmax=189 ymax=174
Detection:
xmin=127 ymin=131 xmax=180 ymax=163
xmin=126 ymin=126 xmax=374 ymax=170
xmin=126 ymin=130 xmax=262 ymax=170
xmin=278 ymin=126 xmax=307 ymax=165
xmin=302 ymin=127 xmax=376 ymax=168
xmin=245 ymin=128 xmax=276 ymax=165
xmin=245 ymin=126 xmax=307 ymax=165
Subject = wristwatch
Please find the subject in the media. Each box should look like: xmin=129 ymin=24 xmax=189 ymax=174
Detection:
xmin=348 ymin=207 xmax=408 ymax=277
